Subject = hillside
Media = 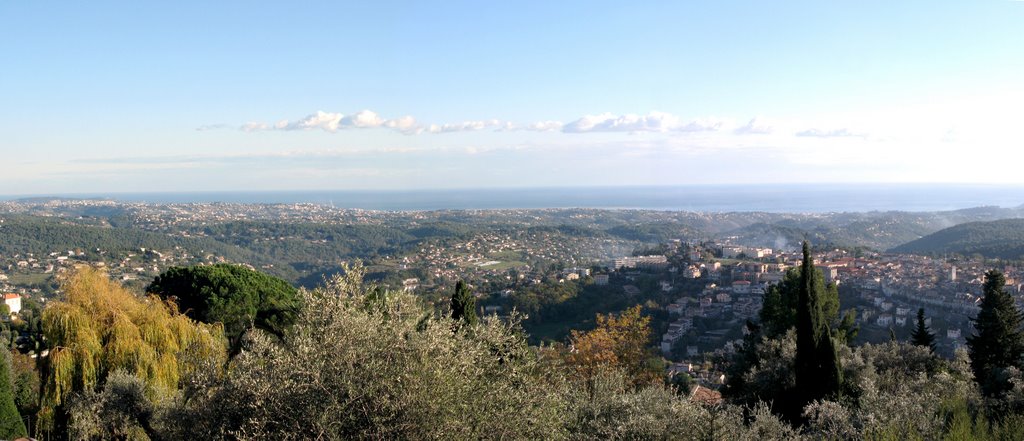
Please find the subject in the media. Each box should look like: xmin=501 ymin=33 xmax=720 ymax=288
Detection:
xmin=890 ymin=218 xmax=1024 ymax=260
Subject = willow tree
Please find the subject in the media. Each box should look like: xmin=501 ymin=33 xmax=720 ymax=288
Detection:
xmin=39 ymin=266 xmax=226 ymax=435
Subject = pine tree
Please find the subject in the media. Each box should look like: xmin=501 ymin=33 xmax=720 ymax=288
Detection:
xmin=451 ymin=280 xmax=478 ymax=326
xmin=0 ymin=350 xmax=27 ymax=439
xmin=793 ymin=241 xmax=842 ymax=419
xmin=967 ymin=270 xmax=1024 ymax=397
xmin=911 ymin=308 xmax=936 ymax=353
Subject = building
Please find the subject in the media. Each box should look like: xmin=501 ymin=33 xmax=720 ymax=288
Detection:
xmin=594 ymin=274 xmax=609 ymax=285
xmin=613 ymin=255 xmax=669 ymax=270
xmin=2 ymin=293 xmax=21 ymax=315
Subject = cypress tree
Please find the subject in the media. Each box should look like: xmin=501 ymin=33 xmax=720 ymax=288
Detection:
xmin=793 ymin=241 xmax=842 ymax=418
xmin=911 ymin=308 xmax=936 ymax=353
xmin=0 ymin=350 xmax=27 ymax=439
xmin=451 ymin=280 xmax=478 ymax=326
xmin=967 ymin=270 xmax=1024 ymax=397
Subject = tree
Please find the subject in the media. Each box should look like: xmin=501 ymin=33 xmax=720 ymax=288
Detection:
xmin=450 ymin=280 xmax=478 ymax=326
xmin=565 ymin=305 xmax=659 ymax=387
xmin=0 ymin=350 xmax=27 ymax=439
xmin=147 ymin=264 xmax=300 ymax=350
xmin=158 ymin=264 xmax=567 ymax=439
xmin=967 ymin=270 xmax=1024 ymax=398
xmin=39 ymin=266 xmax=226 ymax=436
xmin=760 ymin=264 xmax=841 ymax=339
xmin=911 ymin=308 xmax=936 ymax=353
xmin=793 ymin=241 xmax=842 ymax=420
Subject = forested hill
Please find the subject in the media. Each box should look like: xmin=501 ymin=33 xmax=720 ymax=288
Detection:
xmin=0 ymin=215 xmax=280 ymax=271
xmin=890 ymin=218 xmax=1024 ymax=260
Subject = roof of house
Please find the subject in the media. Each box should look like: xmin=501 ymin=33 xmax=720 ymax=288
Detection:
xmin=2 ymin=293 xmax=19 ymax=300
xmin=690 ymin=385 xmax=723 ymax=405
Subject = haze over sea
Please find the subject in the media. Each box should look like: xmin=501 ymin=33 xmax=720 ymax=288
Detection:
xmin=5 ymin=184 xmax=1023 ymax=213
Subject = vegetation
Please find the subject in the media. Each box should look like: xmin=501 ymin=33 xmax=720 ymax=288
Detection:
xmin=891 ymin=218 xmax=1024 ymax=260
xmin=564 ymin=305 xmax=661 ymax=387
xmin=38 ymin=266 xmax=226 ymax=437
xmin=16 ymin=227 xmax=1024 ymax=438
xmin=793 ymin=242 xmax=843 ymax=418
xmin=0 ymin=350 xmax=27 ymax=439
xmin=911 ymin=308 xmax=936 ymax=353
xmin=0 ymin=214 xmax=265 ymax=265
xmin=147 ymin=264 xmax=300 ymax=351
xmin=967 ymin=270 xmax=1024 ymax=398
xmin=450 ymin=280 xmax=478 ymax=327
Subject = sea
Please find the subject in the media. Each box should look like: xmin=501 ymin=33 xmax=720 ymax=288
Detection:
xmin=4 ymin=184 xmax=1024 ymax=213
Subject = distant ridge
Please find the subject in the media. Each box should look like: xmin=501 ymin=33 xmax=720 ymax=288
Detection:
xmin=890 ymin=218 xmax=1024 ymax=260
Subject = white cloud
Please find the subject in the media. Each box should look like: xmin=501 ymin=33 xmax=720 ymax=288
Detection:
xmin=340 ymin=110 xmax=386 ymax=128
xmin=561 ymin=111 xmax=722 ymax=133
xmin=284 ymin=111 xmax=344 ymax=131
xmin=523 ymin=121 xmax=564 ymax=132
xmin=241 ymin=122 xmax=270 ymax=132
xmin=733 ymin=117 xmax=773 ymax=135
xmin=383 ymin=115 xmax=420 ymax=134
xmin=426 ymin=119 xmax=504 ymax=133
xmin=795 ymin=128 xmax=866 ymax=138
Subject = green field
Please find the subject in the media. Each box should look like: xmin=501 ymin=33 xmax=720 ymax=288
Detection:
xmin=8 ymin=273 xmax=54 ymax=286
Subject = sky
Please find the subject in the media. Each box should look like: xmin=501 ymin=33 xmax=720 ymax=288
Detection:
xmin=2 ymin=1 xmax=1024 ymax=194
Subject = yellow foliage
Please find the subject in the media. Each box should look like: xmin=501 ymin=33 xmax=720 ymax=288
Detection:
xmin=39 ymin=266 xmax=226 ymax=426
xmin=565 ymin=305 xmax=657 ymax=386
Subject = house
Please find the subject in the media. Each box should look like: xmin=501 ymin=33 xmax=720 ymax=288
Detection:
xmin=593 ymin=274 xmax=609 ymax=286
xmin=2 ymin=293 xmax=21 ymax=315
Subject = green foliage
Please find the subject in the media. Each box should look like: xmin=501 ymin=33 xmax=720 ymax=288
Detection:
xmin=67 ymin=370 xmax=154 ymax=441
xmin=760 ymin=265 xmax=840 ymax=339
xmin=147 ymin=264 xmax=300 ymax=346
xmin=968 ymin=270 xmax=1024 ymax=398
xmin=451 ymin=280 xmax=478 ymax=326
xmin=159 ymin=264 xmax=568 ymax=439
xmin=0 ymin=214 xmax=267 ymax=265
xmin=794 ymin=241 xmax=842 ymax=421
xmin=0 ymin=350 xmax=27 ymax=439
xmin=911 ymin=308 xmax=937 ymax=353
xmin=11 ymin=353 xmax=39 ymax=427
xmin=892 ymin=218 xmax=1024 ymax=260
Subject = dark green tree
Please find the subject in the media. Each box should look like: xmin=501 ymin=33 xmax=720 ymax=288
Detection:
xmin=760 ymin=265 xmax=841 ymax=339
xmin=793 ymin=241 xmax=842 ymax=419
xmin=451 ymin=280 xmax=478 ymax=326
xmin=0 ymin=351 xmax=27 ymax=439
xmin=967 ymin=270 xmax=1024 ymax=398
xmin=147 ymin=264 xmax=300 ymax=352
xmin=911 ymin=308 xmax=936 ymax=353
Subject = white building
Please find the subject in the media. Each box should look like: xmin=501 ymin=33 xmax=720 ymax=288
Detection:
xmin=3 ymin=293 xmax=21 ymax=316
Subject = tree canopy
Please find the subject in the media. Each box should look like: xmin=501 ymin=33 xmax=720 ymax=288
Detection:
xmin=147 ymin=264 xmax=300 ymax=346
xmin=39 ymin=266 xmax=226 ymax=436
xmin=451 ymin=280 xmax=478 ymax=327
xmin=967 ymin=270 xmax=1024 ymax=398
xmin=793 ymin=241 xmax=842 ymax=421
xmin=911 ymin=308 xmax=936 ymax=353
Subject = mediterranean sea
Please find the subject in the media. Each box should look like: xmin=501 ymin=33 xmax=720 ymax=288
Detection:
xmin=4 ymin=184 xmax=1024 ymax=213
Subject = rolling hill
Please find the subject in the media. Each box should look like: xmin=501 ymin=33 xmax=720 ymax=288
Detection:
xmin=890 ymin=218 xmax=1024 ymax=260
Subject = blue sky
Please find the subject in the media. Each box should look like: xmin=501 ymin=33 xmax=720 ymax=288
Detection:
xmin=2 ymin=1 xmax=1023 ymax=194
